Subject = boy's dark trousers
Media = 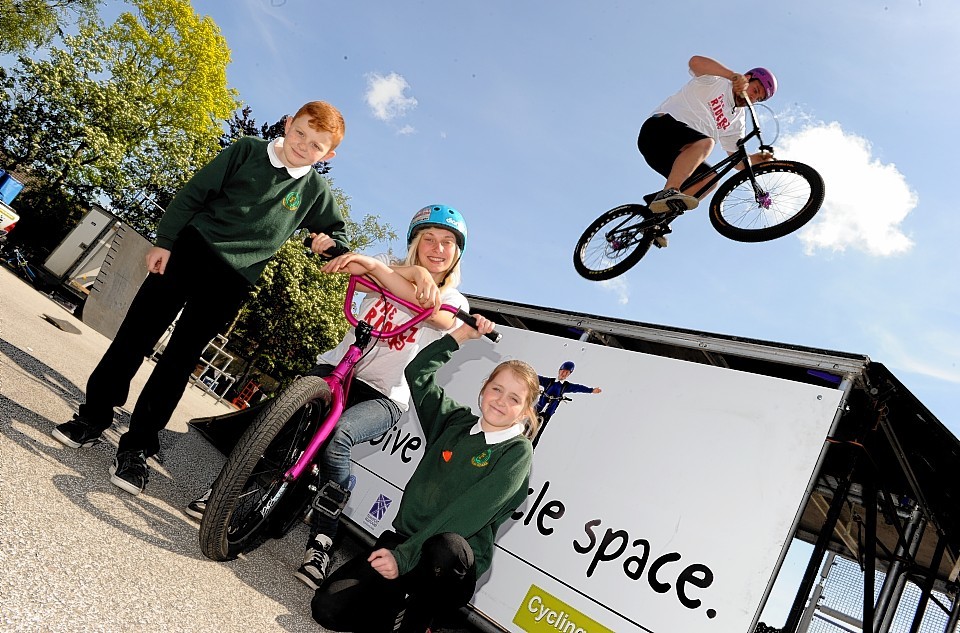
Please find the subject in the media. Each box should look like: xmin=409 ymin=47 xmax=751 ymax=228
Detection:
xmin=78 ymin=229 xmax=251 ymax=456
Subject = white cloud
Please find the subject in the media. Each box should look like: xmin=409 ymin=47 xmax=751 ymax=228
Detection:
xmin=599 ymin=277 xmax=630 ymax=305
xmin=396 ymin=125 xmax=415 ymax=136
xmin=365 ymin=72 xmax=418 ymax=122
xmin=776 ymin=120 xmax=917 ymax=256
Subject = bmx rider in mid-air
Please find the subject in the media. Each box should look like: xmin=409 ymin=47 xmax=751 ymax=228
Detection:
xmin=638 ymin=55 xmax=778 ymax=245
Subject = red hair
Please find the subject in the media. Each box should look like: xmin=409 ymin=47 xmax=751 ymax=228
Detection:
xmin=292 ymin=101 xmax=345 ymax=148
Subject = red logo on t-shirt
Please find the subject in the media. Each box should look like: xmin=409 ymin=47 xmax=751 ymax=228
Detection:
xmin=710 ymin=95 xmax=729 ymax=131
xmin=363 ymin=298 xmax=420 ymax=351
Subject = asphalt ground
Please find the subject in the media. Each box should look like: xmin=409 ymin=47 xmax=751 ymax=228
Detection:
xmin=0 ymin=266 xmax=476 ymax=633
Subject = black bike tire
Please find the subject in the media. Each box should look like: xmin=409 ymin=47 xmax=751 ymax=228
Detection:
xmin=573 ymin=204 xmax=654 ymax=281
xmin=708 ymin=161 xmax=825 ymax=243
xmin=199 ymin=376 xmax=331 ymax=561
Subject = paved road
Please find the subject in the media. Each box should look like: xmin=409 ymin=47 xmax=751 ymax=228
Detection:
xmin=0 ymin=266 xmax=356 ymax=632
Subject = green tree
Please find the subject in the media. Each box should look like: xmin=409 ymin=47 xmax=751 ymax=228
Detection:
xmin=0 ymin=0 xmax=237 ymax=247
xmin=0 ymin=0 xmax=98 ymax=54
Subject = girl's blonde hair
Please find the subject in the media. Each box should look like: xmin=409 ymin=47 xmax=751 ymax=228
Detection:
xmin=402 ymin=230 xmax=462 ymax=291
xmin=480 ymin=360 xmax=541 ymax=441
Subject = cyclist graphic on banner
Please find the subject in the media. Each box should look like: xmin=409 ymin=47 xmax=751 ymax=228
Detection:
xmin=533 ymin=361 xmax=602 ymax=449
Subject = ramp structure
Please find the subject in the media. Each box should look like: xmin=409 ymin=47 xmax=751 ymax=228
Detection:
xmin=464 ymin=295 xmax=959 ymax=633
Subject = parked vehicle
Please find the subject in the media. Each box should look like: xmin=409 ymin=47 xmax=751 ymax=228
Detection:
xmin=0 ymin=201 xmax=18 ymax=243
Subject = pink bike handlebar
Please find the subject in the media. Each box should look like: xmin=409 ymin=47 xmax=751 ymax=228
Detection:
xmin=343 ymin=276 xmax=501 ymax=343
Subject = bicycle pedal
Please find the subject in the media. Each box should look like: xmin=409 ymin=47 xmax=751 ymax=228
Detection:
xmin=310 ymin=480 xmax=350 ymax=520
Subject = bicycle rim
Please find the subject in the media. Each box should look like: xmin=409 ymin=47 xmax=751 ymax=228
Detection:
xmin=225 ymin=403 xmax=322 ymax=544
xmin=199 ymin=376 xmax=330 ymax=560
xmin=709 ymin=161 xmax=825 ymax=243
xmin=573 ymin=205 xmax=654 ymax=281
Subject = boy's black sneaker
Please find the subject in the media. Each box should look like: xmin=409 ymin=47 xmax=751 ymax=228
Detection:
xmin=294 ymin=534 xmax=333 ymax=590
xmin=51 ymin=415 xmax=103 ymax=448
xmin=184 ymin=488 xmax=212 ymax=521
xmin=109 ymin=450 xmax=149 ymax=495
xmin=648 ymin=188 xmax=699 ymax=214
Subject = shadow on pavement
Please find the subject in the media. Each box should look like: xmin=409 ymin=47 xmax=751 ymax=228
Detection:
xmin=0 ymin=336 xmax=86 ymax=407
xmin=0 ymin=392 xmax=327 ymax=632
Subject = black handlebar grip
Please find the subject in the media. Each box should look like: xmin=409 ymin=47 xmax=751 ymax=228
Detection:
xmin=302 ymin=236 xmax=350 ymax=261
xmin=456 ymin=309 xmax=501 ymax=343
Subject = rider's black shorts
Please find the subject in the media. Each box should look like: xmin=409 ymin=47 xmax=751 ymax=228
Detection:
xmin=637 ymin=114 xmax=714 ymax=182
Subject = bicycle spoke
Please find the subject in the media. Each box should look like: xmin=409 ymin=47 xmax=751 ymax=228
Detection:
xmin=718 ymin=170 xmax=812 ymax=230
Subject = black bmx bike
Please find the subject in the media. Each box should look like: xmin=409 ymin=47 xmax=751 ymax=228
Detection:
xmin=573 ymin=99 xmax=826 ymax=281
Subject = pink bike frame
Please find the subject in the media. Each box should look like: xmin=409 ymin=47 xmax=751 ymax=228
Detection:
xmin=283 ymin=275 xmax=461 ymax=481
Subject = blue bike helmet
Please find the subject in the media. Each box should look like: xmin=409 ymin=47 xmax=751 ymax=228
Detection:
xmin=407 ymin=205 xmax=467 ymax=253
xmin=560 ymin=361 xmax=575 ymax=372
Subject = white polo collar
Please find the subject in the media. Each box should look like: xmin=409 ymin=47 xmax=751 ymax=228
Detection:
xmin=267 ymin=138 xmax=313 ymax=179
xmin=469 ymin=421 xmax=525 ymax=444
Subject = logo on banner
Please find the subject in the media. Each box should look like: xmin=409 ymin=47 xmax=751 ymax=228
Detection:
xmin=364 ymin=494 xmax=393 ymax=529
xmin=513 ymin=585 xmax=614 ymax=633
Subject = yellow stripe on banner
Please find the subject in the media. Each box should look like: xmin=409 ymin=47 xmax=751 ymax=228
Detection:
xmin=512 ymin=585 xmax=614 ymax=633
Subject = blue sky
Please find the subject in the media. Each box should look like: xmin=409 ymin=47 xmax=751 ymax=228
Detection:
xmin=190 ymin=0 xmax=959 ymax=440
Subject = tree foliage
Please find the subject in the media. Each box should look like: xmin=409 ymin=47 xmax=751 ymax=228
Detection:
xmin=228 ymin=240 xmax=351 ymax=387
xmin=0 ymin=0 xmax=98 ymax=54
xmin=0 ymin=0 xmax=237 ymax=246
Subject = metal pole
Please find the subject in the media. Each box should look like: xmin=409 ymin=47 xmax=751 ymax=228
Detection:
xmin=908 ymin=535 xmax=948 ymax=633
xmin=864 ymin=471 xmax=878 ymax=632
xmin=783 ymin=459 xmax=857 ymax=633
xmin=943 ymin=586 xmax=960 ymax=633
xmin=798 ymin=551 xmax=836 ymax=633
xmin=876 ymin=507 xmax=926 ymax=633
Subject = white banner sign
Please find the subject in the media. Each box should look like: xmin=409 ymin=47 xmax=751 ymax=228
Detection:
xmin=343 ymin=325 xmax=842 ymax=633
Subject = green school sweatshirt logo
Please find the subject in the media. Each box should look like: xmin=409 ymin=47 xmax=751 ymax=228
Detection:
xmin=471 ymin=449 xmax=491 ymax=468
xmin=283 ymin=191 xmax=302 ymax=211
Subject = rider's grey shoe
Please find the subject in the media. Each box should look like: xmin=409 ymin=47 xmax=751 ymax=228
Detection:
xmin=654 ymin=235 xmax=669 ymax=248
xmin=294 ymin=534 xmax=334 ymax=590
xmin=648 ymin=188 xmax=699 ymax=214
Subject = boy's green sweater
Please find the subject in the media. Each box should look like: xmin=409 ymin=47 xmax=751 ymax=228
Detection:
xmin=155 ymin=136 xmax=348 ymax=283
xmin=397 ymin=335 xmax=533 ymax=576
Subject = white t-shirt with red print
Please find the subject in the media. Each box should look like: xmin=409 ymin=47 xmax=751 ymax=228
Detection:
xmin=653 ymin=73 xmax=746 ymax=154
xmin=318 ymin=280 xmax=468 ymax=412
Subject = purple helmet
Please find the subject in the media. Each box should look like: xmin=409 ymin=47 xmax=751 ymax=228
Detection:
xmin=746 ymin=67 xmax=777 ymax=101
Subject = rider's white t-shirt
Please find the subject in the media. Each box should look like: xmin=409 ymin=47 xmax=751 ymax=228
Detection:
xmin=653 ymin=73 xmax=746 ymax=154
xmin=318 ymin=274 xmax=468 ymax=412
